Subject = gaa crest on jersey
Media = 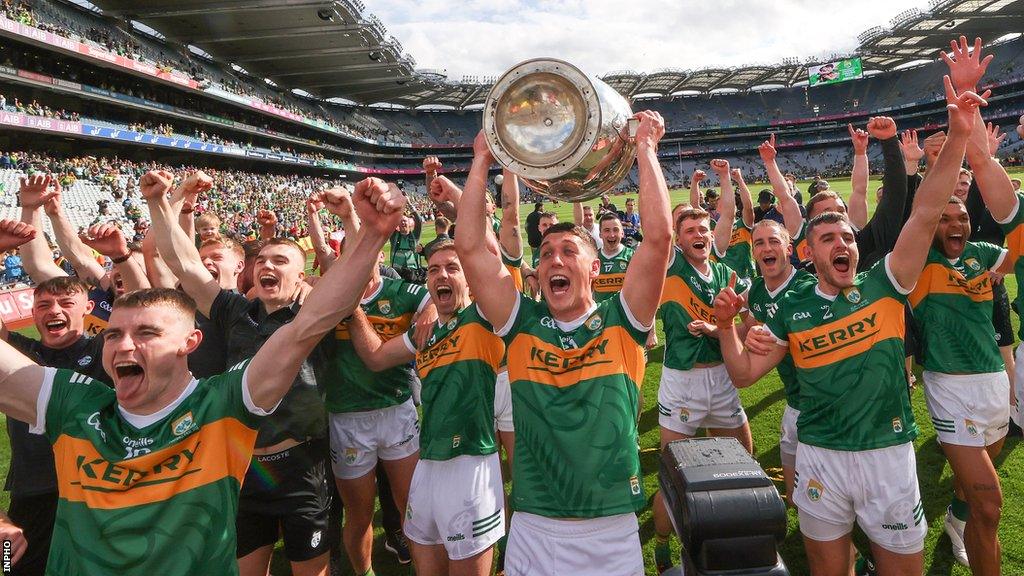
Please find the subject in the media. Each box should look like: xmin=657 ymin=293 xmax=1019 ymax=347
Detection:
xmin=806 ymin=479 xmax=825 ymax=502
xmin=619 ymin=261 xmax=627 ymax=271
xmin=378 ymin=300 xmax=392 ymax=314
xmin=965 ymin=419 xmax=979 ymax=436
xmin=171 ymin=411 xmax=196 ymax=437
xmin=447 ymin=318 xmax=457 ymax=330
xmin=452 ymin=434 xmax=462 ymax=448
xmin=964 ymin=258 xmax=981 ymax=271
xmin=844 ymin=288 xmax=862 ymax=304
xmin=586 ymin=314 xmax=603 ymax=331
xmin=891 ymin=417 xmax=903 ymax=433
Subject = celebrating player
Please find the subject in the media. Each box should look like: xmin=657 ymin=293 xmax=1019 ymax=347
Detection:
xmin=455 ymin=110 xmax=672 ymax=575
xmin=714 ymin=76 xmax=987 ymax=575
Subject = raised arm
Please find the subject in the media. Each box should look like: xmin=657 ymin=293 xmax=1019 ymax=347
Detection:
xmin=43 ymin=193 xmax=107 ymax=285
xmin=346 ymin=308 xmax=416 ymax=372
xmin=140 ymin=231 xmax=178 ymax=289
xmin=620 ymin=111 xmax=672 ymax=325
xmin=848 ymin=123 xmax=870 ymax=229
xmin=256 ymin=210 xmax=278 ymax=240
xmin=731 ymin=168 xmax=754 ymax=228
xmin=141 ymin=170 xmax=220 ymax=317
xmin=499 ymin=169 xmax=523 ymax=262
xmin=759 ymin=135 xmax=803 ymax=238
xmin=689 ymin=168 xmax=706 ymax=208
xmin=710 ymin=159 xmax=734 ymax=257
xmin=899 ymin=129 xmax=925 ymax=177
xmin=247 ymin=178 xmax=404 ymax=411
xmin=423 ymin=155 xmax=442 ymax=195
xmin=453 ymin=131 xmax=517 ymax=329
xmin=0 ymin=219 xmax=46 ymax=424
xmin=16 ymin=175 xmax=65 ymax=283
xmin=79 ymin=223 xmax=150 ymax=292
xmin=890 ymin=77 xmax=986 ymax=289
xmin=713 ymin=278 xmax=788 ymax=387
xmin=305 ymin=194 xmax=336 ymax=272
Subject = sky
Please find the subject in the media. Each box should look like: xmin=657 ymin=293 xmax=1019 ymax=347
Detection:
xmin=371 ymin=0 xmax=929 ymax=81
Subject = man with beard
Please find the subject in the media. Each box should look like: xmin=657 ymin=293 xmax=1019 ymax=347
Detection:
xmin=713 ymin=75 xmax=986 ymax=575
xmin=344 ymin=239 xmax=506 ymax=575
xmin=455 ymin=110 xmax=672 ymax=576
xmin=592 ymin=213 xmax=634 ymax=302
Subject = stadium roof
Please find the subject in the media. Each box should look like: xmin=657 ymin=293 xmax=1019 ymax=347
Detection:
xmin=87 ymin=0 xmax=1024 ymax=108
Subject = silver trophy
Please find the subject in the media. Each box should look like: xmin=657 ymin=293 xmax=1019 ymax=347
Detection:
xmin=483 ymin=58 xmax=637 ymax=202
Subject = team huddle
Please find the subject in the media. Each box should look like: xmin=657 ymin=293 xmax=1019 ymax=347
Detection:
xmin=0 ymin=35 xmax=1019 ymax=576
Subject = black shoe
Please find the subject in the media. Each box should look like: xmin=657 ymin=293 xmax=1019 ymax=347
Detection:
xmin=1008 ymin=419 xmax=1023 ymax=438
xmin=384 ymin=530 xmax=412 ymax=565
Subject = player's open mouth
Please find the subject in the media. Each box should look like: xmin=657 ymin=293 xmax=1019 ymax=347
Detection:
xmin=115 ymin=361 xmax=144 ymax=379
xmin=45 ymin=319 xmax=67 ymax=333
xmin=258 ymin=274 xmax=279 ymax=289
xmin=761 ymin=255 xmax=778 ymax=267
xmin=549 ymin=274 xmax=570 ymax=295
xmin=435 ymin=285 xmax=453 ymax=303
xmin=693 ymin=241 xmax=706 ymax=250
xmin=832 ymin=254 xmax=850 ymax=273
xmin=947 ymin=232 xmax=965 ymax=251
xmin=207 ymin=265 xmax=220 ymax=280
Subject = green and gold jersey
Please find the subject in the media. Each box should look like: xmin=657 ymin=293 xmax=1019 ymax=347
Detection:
xmin=792 ymin=221 xmax=812 ymax=264
xmin=501 ymin=248 xmax=524 ymax=293
xmin=498 ymin=292 xmax=648 ymax=518
xmin=40 ymin=361 xmax=260 ymax=576
xmin=909 ymin=243 xmax=1006 ymax=374
xmin=660 ymin=247 xmax=749 ymax=370
xmin=324 ymin=277 xmax=429 ymax=413
xmin=765 ymin=255 xmax=918 ymax=451
xmin=997 ymin=192 xmax=1024 ymax=340
xmin=711 ymin=217 xmax=755 ymax=280
xmin=746 ymin=268 xmax=815 ymax=408
xmin=404 ymin=304 xmax=504 ymax=461
xmin=593 ymin=245 xmax=634 ymax=301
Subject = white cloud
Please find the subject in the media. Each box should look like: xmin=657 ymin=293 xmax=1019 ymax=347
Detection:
xmin=371 ymin=0 xmax=928 ymax=81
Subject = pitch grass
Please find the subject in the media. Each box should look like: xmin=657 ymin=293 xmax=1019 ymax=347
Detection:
xmin=4 ymin=173 xmax=1023 ymax=575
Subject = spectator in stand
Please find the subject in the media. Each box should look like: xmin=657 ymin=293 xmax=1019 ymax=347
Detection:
xmin=618 ymin=198 xmax=642 ymax=243
xmin=753 ymin=189 xmax=784 ymax=225
xmin=4 ymin=249 xmax=24 ymax=285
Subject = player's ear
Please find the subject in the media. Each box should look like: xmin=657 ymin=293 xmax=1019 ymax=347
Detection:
xmin=180 ymin=327 xmax=203 ymax=356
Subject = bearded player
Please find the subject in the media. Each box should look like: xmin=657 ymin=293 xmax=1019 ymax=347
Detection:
xmin=0 ymin=173 xmax=405 ymax=576
xmin=455 ymin=111 xmax=671 ymax=576
xmin=713 ymin=77 xmax=986 ymax=575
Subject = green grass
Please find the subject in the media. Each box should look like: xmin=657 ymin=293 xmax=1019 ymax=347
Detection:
xmin=7 ymin=172 xmax=1024 ymax=575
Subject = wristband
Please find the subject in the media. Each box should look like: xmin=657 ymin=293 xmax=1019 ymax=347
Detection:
xmin=111 ymin=251 xmax=133 ymax=264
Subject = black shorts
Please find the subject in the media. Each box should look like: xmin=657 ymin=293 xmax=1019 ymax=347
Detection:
xmin=236 ymin=438 xmax=336 ymax=562
xmin=7 ymin=492 xmax=58 ymax=576
xmin=992 ymin=281 xmax=1014 ymax=348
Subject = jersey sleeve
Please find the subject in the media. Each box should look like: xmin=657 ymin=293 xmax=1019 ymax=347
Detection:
xmin=215 ymin=358 xmax=271 ymax=430
xmin=209 ymin=289 xmax=251 ymax=334
xmin=492 ymin=292 xmax=529 ymax=343
xmin=763 ymin=295 xmax=790 ymax=344
xmin=615 ymin=292 xmax=652 ymax=344
xmin=39 ymin=368 xmax=111 ymax=443
xmin=974 ymin=241 xmax=1007 ymax=271
xmin=397 ymin=281 xmax=430 ymax=314
xmin=876 ymin=253 xmax=913 ymax=298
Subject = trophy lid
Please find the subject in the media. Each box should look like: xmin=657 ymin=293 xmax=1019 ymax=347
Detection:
xmin=484 ymin=59 xmax=602 ymax=181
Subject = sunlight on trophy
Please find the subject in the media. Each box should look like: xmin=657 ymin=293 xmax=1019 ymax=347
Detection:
xmin=483 ymin=58 xmax=637 ymax=202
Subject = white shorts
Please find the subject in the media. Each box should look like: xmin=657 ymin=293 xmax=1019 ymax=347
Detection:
xmin=329 ymin=398 xmax=420 ymax=479
xmin=404 ymin=453 xmax=505 ymax=560
xmin=494 ymin=370 xmax=514 ymax=432
xmin=923 ymin=371 xmax=1010 ymax=447
xmin=1013 ymin=345 xmax=1024 ymax=427
xmin=504 ymin=512 xmax=643 ymax=576
xmin=780 ymin=404 xmax=800 ymax=469
xmin=657 ymin=364 xmax=747 ymax=435
xmin=794 ymin=442 xmax=925 ymax=554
